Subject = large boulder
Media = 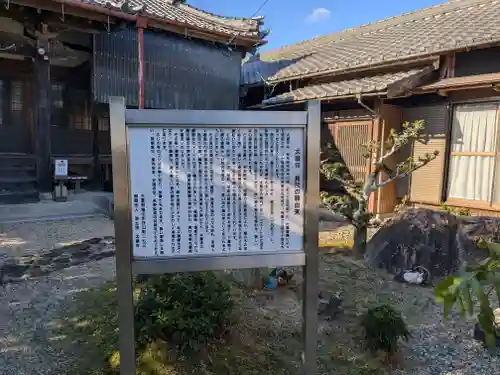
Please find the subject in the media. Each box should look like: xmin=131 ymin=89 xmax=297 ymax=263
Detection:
xmin=367 ymin=208 xmax=500 ymax=282
xmin=366 ymin=208 xmax=461 ymax=282
xmin=457 ymin=215 xmax=500 ymax=263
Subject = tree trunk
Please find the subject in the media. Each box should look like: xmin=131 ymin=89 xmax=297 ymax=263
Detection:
xmin=353 ymin=224 xmax=368 ymax=257
xmin=353 ymin=199 xmax=369 ymax=257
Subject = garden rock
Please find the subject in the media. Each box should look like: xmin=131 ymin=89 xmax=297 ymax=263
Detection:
xmin=457 ymin=215 xmax=500 ymax=263
xmin=366 ymin=208 xmax=460 ymax=282
xmin=318 ymin=291 xmax=343 ymax=320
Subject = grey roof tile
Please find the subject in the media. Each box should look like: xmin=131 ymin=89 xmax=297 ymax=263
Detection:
xmin=242 ymin=0 xmax=500 ymax=85
xmin=262 ymin=68 xmax=429 ymax=105
xmin=83 ymin=0 xmax=261 ymax=38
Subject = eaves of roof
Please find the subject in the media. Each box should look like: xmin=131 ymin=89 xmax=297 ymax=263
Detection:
xmin=13 ymin=0 xmax=266 ymax=48
xmin=259 ymin=67 xmax=434 ymax=107
xmin=415 ymin=72 xmax=500 ymax=93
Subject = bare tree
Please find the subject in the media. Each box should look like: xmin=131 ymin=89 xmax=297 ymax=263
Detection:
xmin=320 ymin=120 xmax=439 ymax=256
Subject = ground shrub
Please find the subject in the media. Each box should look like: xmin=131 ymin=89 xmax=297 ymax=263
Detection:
xmin=360 ymin=304 xmax=411 ymax=355
xmin=135 ymin=272 xmax=234 ymax=352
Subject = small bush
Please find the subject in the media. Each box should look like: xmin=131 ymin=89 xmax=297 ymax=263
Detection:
xmin=360 ymin=304 xmax=410 ymax=355
xmin=135 ymin=272 xmax=234 ymax=352
xmin=441 ymin=203 xmax=471 ymax=216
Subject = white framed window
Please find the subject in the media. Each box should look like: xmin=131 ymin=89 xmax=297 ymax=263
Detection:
xmin=447 ymin=103 xmax=500 ymax=204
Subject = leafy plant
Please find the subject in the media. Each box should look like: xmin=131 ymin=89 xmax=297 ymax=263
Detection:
xmin=135 ymin=272 xmax=234 ymax=352
xmin=321 ymin=119 xmax=439 ymax=255
xmin=360 ymin=304 xmax=411 ymax=355
xmin=441 ymin=203 xmax=471 ymax=216
xmin=435 ymin=240 xmax=500 ymax=348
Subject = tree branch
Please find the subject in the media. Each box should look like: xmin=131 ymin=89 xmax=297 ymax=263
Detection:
xmin=375 ymin=120 xmax=425 ymax=169
xmin=375 ymin=151 xmax=438 ymax=189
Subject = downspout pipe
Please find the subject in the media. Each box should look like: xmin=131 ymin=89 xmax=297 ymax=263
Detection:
xmin=356 ymin=94 xmax=377 ymax=117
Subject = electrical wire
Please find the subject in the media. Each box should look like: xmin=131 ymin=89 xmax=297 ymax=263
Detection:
xmin=227 ymin=0 xmax=271 ymax=47
xmin=250 ymin=0 xmax=271 ymax=19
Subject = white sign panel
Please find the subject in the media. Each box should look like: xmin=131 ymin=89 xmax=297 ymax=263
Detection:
xmin=128 ymin=127 xmax=304 ymax=258
xmin=54 ymin=159 xmax=68 ymax=177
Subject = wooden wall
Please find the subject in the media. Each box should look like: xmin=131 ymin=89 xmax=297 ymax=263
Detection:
xmin=375 ymin=103 xmax=403 ymax=214
xmin=402 ymin=104 xmax=449 ymax=205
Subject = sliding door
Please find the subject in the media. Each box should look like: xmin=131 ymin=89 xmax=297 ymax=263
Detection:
xmin=447 ymin=103 xmax=500 ymax=206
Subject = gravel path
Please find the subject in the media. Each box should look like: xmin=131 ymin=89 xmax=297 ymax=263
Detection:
xmin=394 ymin=307 xmax=500 ymax=375
xmin=1 ymin=216 xmax=499 ymax=375
xmin=0 ymin=217 xmax=115 ymax=375
xmin=0 ymin=216 xmax=113 ymax=257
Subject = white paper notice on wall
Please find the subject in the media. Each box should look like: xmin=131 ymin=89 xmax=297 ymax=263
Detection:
xmin=127 ymin=127 xmax=305 ymax=258
xmin=54 ymin=159 xmax=68 ymax=178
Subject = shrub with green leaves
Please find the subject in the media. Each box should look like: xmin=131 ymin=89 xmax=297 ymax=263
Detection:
xmin=360 ymin=304 xmax=411 ymax=355
xmin=135 ymin=272 xmax=234 ymax=352
xmin=440 ymin=203 xmax=471 ymax=216
xmin=435 ymin=240 xmax=500 ymax=348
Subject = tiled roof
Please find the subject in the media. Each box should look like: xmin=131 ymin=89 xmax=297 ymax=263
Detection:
xmin=261 ymin=68 xmax=431 ymax=106
xmin=242 ymin=0 xmax=500 ymax=85
xmin=84 ymin=0 xmax=262 ymax=38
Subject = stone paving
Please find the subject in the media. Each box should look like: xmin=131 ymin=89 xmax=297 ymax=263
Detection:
xmin=1 ymin=236 xmax=115 ymax=285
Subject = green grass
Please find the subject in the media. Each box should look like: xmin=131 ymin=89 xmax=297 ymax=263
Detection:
xmin=50 ymin=252 xmax=431 ymax=375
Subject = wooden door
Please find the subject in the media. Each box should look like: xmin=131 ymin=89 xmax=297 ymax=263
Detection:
xmin=0 ymin=78 xmax=33 ymax=154
xmin=327 ymin=119 xmax=373 ymax=182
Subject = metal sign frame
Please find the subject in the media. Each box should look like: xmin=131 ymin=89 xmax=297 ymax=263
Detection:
xmin=109 ymin=97 xmax=320 ymax=375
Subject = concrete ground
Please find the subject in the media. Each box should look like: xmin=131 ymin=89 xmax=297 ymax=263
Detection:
xmin=0 ymin=191 xmax=114 ymax=224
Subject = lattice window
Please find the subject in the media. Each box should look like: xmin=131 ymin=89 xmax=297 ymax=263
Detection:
xmin=51 ymin=83 xmax=65 ymax=126
xmin=10 ymin=81 xmax=23 ymax=113
xmin=71 ymin=101 xmax=91 ymax=130
xmin=98 ymin=111 xmax=109 ymax=131
xmin=52 ymin=83 xmax=64 ymax=109
xmin=68 ymin=89 xmax=90 ymax=130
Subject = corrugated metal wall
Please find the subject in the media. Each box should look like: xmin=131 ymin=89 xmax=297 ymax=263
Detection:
xmin=93 ymin=28 xmax=139 ymax=107
xmin=403 ymin=104 xmax=449 ymax=204
xmin=93 ymin=28 xmax=242 ymax=109
xmin=143 ymin=31 xmax=242 ymax=110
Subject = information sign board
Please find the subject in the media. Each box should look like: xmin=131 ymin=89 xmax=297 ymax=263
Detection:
xmin=128 ymin=127 xmax=305 ymax=258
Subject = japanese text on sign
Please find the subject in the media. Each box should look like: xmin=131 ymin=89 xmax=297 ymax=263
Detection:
xmin=128 ymin=127 xmax=304 ymax=257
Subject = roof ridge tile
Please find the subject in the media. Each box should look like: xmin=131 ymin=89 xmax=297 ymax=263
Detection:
xmin=82 ymin=0 xmax=263 ymax=40
xmin=262 ymin=0 xmax=492 ymax=57
xmin=242 ymin=0 xmax=500 ymax=85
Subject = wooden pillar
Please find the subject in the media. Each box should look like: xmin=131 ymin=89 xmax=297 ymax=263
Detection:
xmin=137 ymin=17 xmax=147 ymax=109
xmin=91 ymin=105 xmax=101 ymax=187
xmin=35 ymin=36 xmax=52 ymax=195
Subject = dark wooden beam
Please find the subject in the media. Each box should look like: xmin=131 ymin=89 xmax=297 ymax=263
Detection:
xmin=2 ymin=79 xmax=12 ymax=127
xmin=91 ymin=105 xmax=101 ymax=186
xmin=35 ymin=35 xmax=52 ymax=194
xmin=12 ymin=0 xmax=116 ymax=24
xmin=0 ymin=3 xmax=112 ymax=35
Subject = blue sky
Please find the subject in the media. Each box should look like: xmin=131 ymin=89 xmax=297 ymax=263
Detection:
xmin=189 ymin=0 xmax=448 ymax=51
